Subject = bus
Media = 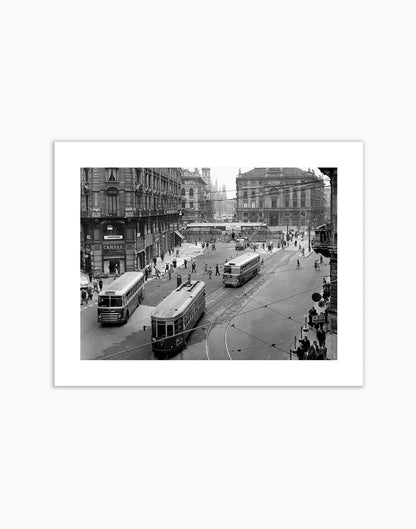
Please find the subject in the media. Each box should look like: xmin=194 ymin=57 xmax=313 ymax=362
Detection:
xmin=97 ymin=271 xmax=145 ymax=325
xmin=151 ymin=280 xmax=205 ymax=358
xmin=235 ymin=237 xmax=248 ymax=250
xmin=223 ymin=253 xmax=260 ymax=287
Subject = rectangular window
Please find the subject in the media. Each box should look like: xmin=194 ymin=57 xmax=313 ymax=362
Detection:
xmin=271 ymin=199 xmax=277 ymax=208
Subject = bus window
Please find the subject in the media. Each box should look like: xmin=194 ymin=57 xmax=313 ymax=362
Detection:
xmin=167 ymin=324 xmax=174 ymax=337
xmin=98 ymin=296 xmax=110 ymax=307
xmin=157 ymin=322 xmax=166 ymax=338
xmin=110 ymin=296 xmax=123 ymax=307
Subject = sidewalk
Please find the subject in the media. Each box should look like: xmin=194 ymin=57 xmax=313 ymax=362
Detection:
xmin=292 ymin=268 xmax=336 ymax=360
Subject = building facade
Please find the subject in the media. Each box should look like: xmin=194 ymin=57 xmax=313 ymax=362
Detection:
xmin=312 ymin=168 xmax=337 ymax=333
xmin=236 ymin=167 xmax=325 ymax=230
xmin=181 ymin=168 xmax=214 ymax=224
xmin=80 ymin=167 xmax=183 ymax=276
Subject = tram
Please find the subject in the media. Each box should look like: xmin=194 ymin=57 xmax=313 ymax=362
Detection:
xmin=223 ymin=253 xmax=260 ymax=287
xmin=150 ymin=280 xmax=206 ymax=358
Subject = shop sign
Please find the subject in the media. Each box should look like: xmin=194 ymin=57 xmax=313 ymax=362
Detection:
xmin=312 ymin=313 xmax=326 ymax=324
xmin=103 ymin=243 xmax=125 ymax=254
xmin=104 ymin=235 xmax=123 ymax=240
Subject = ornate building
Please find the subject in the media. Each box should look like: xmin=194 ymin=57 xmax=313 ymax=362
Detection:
xmin=80 ymin=167 xmax=183 ymax=276
xmin=181 ymin=168 xmax=214 ymax=223
xmin=312 ymin=168 xmax=337 ymax=333
xmin=236 ymin=167 xmax=325 ymax=229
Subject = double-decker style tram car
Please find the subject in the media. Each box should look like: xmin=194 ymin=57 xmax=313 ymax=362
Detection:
xmin=223 ymin=252 xmax=260 ymax=287
xmin=97 ymin=271 xmax=145 ymax=325
xmin=151 ymin=280 xmax=206 ymax=358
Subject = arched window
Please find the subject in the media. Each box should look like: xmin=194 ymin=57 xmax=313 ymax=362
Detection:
xmin=189 ymin=188 xmax=194 ymax=198
xmin=181 ymin=188 xmax=186 ymax=196
xmin=107 ymin=188 xmax=118 ymax=216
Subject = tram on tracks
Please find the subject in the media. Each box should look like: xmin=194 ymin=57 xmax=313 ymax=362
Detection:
xmin=97 ymin=272 xmax=145 ymax=325
xmin=150 ymin=280 xmax=206 ymax=358
xmin=223 ymin=252 xmax=261 ymax=287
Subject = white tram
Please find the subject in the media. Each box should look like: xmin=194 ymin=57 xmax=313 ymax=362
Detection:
xmin=223 ymin=253 xmax=261 ymax=287
xmin=151 ymin=280 xmax=206 ymax=357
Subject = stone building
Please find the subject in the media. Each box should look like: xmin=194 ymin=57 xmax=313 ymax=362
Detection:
xmin=80 ymin=167 xmax=183 ymax=276
xmin=236 ymin=167 xmax=325 ymax=230
xmin=181 ymin=168 xmax=214 ymax=224
xmin=312 ymin=168 xmax=337 ymax=333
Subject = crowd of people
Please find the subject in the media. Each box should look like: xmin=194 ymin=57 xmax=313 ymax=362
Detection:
xmin=295 ymin=325 xmax=328 ymax=360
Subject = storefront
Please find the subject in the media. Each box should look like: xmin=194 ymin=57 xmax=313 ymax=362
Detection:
xmin=102 ymin=241 xmax=126 ymax=276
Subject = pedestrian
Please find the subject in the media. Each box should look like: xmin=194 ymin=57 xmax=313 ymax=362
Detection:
xmin=296 ymin=345 xmax=305 ymax=361
xmin=81 ymin=288 xmax=88 ymax=305
xmin=192 ymin=262 xmax=196 ymax=273
xmin=88 ymin=272 xmax=93 ymax=283
xmin=308 ymin=341 xmax=319 ymax=360
xmin=294 ymin=240 xmax=297 ymax=247
xmin=168 ymin=248 xmax=171 ymax=256
xmin=302 ymin=247 xmax=305 ymax=256
xmin=184 ymin=259 xmax=187 ymax=269
xmin=301 ymin=336 xmax=310 ymax=351
xmin=88 ymin=285 xmax=93 ymax=300
xmin=153 ymin=256 xmax=157 ymax=266
xmin=165 ymin=263 xmax=169 ymax=273
xmin=204 ymin=263 xmax=208 ymax=274
xmin=319 ymin=344 xmax=327 ymax=360
xmin=98 ymin=278 xmax=103 ymax=292
xmin=208 ymin=267 xmax=212 ymax=279
xmin=316 ymin=326 xmax=326 ymax=347
xmin=297 ymin=259 xmax=300 ymax=270
xmin=168 ymin=269 xmax=172 ymax=280
xmin=144 ymin=268 xmax=148 ymax=281
xmin=161 ymin=252 xmax=164 ymax=262
xmin=114 ymin=265 xmax=119 ymax=278
xmin=261 ymin=258 xmax=264 ymax=266
xmin=173 ymin=258 xmax=177 ymax=268
xmin=314 ymin=260 xmax=318 ymax=270
xmin=176 ymin=249 xmax=179 ymax=257
xmin=262 ymin=242 xmax=265 ymax=249
xmin=320 ymin=254 xmax=323 ymax=264
xmin=215 ymin=264 xmax=220 ymax=276
xmin=156 ymin=268 xmax=161 ymax=280
xmin=308 ymin=308 xmax=314 ymax=327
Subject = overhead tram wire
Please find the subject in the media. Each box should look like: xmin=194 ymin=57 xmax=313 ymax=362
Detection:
xmin=99 ymin=280 xmax=335 ymax=360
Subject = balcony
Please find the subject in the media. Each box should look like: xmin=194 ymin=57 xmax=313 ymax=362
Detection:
xmin=81 ymin=208 xmax=101 ymax=218
xmin=312 ymin=224 xmax=335 ymax=258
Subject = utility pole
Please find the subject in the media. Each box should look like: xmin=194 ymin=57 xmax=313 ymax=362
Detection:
xmin=308 ymin=217 xmax=311 ymax=253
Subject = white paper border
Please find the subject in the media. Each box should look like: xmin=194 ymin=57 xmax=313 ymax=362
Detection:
xmin=54 ymin=141 xmax=363 ymax=386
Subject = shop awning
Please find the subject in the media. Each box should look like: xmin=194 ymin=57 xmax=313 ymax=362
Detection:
xmin=175 ymin=230 xmax=185 ymax=240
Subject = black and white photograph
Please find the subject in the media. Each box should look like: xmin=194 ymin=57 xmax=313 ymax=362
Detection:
xmin=55 ymin=140 xmax=362 ymax=386
xmin=80 ymin=166 xmax=338 ymax=361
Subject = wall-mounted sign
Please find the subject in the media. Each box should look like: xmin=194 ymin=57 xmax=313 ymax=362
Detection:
xmin=103 ymin=243 xmax=125 ymax=255
xmin=104 ymin=235 xmax=123 ymax=240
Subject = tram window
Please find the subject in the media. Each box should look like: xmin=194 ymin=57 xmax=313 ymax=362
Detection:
xmin=152 ymin=321 xmax=156 ymax=336
xmin=157 ymin=322 xmax=166 ymax=338
xmin=178 ymin=319 xmax=183 ymax=332
xmin=167 ymin=324 xmax=173 ymax=337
